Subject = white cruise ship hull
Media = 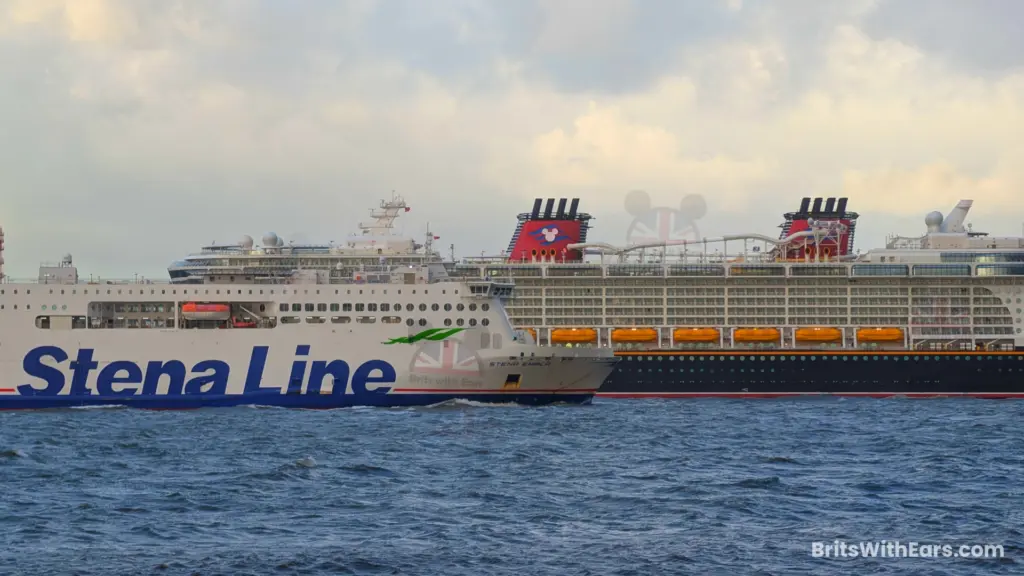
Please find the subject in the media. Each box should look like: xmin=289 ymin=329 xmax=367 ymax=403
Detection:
xmin=1 ymin=330 xmax=615 ymax=409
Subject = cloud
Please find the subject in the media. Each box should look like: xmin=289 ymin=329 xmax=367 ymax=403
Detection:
xmin=0 ymin=0 xmax=1022 ymax=278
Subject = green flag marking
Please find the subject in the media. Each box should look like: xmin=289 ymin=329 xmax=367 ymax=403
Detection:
xmin=383 ymin=327 xmax=467 ymax=345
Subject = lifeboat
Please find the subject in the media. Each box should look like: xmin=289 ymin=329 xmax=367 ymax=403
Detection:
xmin=181 ymin=302 xmax=231 ymax=321
xmin=733 ymin=328 xmax=780 ymax=342
xmin=611 ymin=328 xmax=658 ymax=343
xmin=795 ymin=327 xmax=843 ymax=342
xmin=857 ymin=327 xmax=904 ymax=342
xmin=550 ymin=328 xmax=597 ymax=344
xmin=673 ymin=327 xmax=720 ymax=343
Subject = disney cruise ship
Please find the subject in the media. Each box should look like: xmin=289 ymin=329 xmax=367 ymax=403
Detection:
xmin=162 ymin=194 xmax=1024 ymax=399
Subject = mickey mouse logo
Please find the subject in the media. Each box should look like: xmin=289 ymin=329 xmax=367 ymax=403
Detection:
xmin=528 ymin=226 xmax=571 ymax=246
xmin=624 ymin=190 xmax=706 ymax=247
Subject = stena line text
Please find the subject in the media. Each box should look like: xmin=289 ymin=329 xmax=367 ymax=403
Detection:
xmin=18 ymin=345 xmax=396 ymax=397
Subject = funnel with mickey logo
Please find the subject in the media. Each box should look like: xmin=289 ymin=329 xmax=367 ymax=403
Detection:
xmin=624 ymin=190 xmax=706 ymax=247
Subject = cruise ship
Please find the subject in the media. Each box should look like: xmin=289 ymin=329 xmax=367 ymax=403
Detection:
xmin=0 ymin=222 xmax=617 ymax=409
xmin=161 ymin=194 xmax=1024 ymax=399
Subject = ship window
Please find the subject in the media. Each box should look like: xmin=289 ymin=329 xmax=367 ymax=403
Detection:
xmin=444 ymin=319 xmax=452 ymax=326
xmin=343 ymin=303 xmax=352 ymax=311
xmin=291 ymin=303 xmax=301 ymax=312
xmin=419 ymin=304 xmax=427 ymax=311
xmin=431 ymin=304 xmax=439 ymax=311
xmin=356 ymin=304 xmax=365 ymax=312
xmin=469 ymin=319 xmax=477 ymax=326
xmin=457 ymin=319 xmax=465 ymax=326
xmin=304 ymin=303 xmax=313 ymax=312
xmin=330 ymin=303 xmax=339 ymax=312
xmin=382 ymin=316 xmax=402 ymax=324
xmin=381 ymin=304 xmax=390 ymax=312
xmin=281 ymin=316 xmax=300 ymax=324
xmin=306 ymin=316 xmax=326 ymax=324
xmin=481 ymin=319 xmax=489 ymax=326
xmin=357 ymin=316 xmax=376 ymax=324
xmin=444 ymin=303 xmax=452 ymax=311
xmin=469 ymin=304 xmax=477 ymax=311
xmin=482 ymin=304 xmax=490 ymax=311
xmin=367 ymin=303 xmax=377 ymax=312
xmin=457 ymin=304 xmax=465 ymax=311
xmin=418 ymin=319 xmax=427 ymax=326
xmin=330 ymin=316 xmax=351 ymax=323
xmin=406 ymin=318 xmax=414 ymax=326
xmin=406 ymin=304 xmax=414 ymax=311
xmin=316 ymin=303 xmax=326 ymax=312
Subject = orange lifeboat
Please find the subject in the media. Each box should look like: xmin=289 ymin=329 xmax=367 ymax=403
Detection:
xmin=733 ymin=328 xmax=780 ymax=342
xmin=795 ymin=327 xmax=843 ymax=342
xmin=857 ymin=327 xmax=904 ymax=342
xmin=550 ymin=328 xmax=597 ymax=344
xmin=673 ymin=327 xmax=720 ymax=343
xmin=611 ymin=328 xmax=658 ymax=343
xmin=181 ymin=302 xmax=231 ymax=321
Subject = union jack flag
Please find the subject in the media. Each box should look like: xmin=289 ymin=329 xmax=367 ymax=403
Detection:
xmin=626 ymin=207 xmax=699 ymax=245
xmin=411 ymin=340 xmax=480 ymax=376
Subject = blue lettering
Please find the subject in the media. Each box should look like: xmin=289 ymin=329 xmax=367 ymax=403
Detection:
xmin=184 ymin=360 xmax=229 ymax=395
xmin=351 ymin=360 xmax=396 ymax=395
xmin=242 ymin=346 xmax=271 ymax=394
xmin=309 ymin=360 xmax=350 ymax=395
xmin=69 ymin=349 xmax=98 ymax=396
xmin=18 ymin=346 xmax=68 ymax=396
xmin=288 ymin=345 xmax=310 ymax=395
xmin=142 ymin=361 xmax=187 ymax=395
xmin=96 ymin=361 xmax=143 ymax=396
xmin=19 ymin=346 xmax=394 ymax=398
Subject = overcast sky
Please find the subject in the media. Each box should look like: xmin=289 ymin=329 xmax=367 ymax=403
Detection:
xmin=2 ymin=0 xmax=1023 ymax=278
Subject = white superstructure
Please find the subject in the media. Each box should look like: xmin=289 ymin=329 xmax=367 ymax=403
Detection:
xmin=447 ymin=198 xmax=1024 ymax=353
xmin=167 ymin=193 xmax=447 ymax=285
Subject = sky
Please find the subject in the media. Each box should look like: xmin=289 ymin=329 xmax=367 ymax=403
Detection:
xmin=1 ymin=0 xmax=1023 ymax=279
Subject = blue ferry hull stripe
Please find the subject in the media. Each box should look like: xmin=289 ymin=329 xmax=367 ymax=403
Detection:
xmin=0 ymin=393 xmax=595 ymax=410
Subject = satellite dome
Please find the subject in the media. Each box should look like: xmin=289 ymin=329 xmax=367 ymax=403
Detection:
xmin=262 ymin=232 xmax=279 ymax=247
xmin=239 ymin=234 xmax=254 ymax=249
xmin=925 ymin=211 xmax=943 ymax=231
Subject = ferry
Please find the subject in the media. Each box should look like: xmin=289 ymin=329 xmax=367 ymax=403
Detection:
xmin=0 ymin=221 xmax=617 ymax=409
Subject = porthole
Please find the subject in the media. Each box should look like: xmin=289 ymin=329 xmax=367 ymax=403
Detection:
xmin=419 ymin=304 xmax=427 ymax=311
xmin=418 ymin=319 xmax=427 ymax=326
xmin=431 ymin=304 xmax=439 ymax=311
xmin=469 ymin=304 xmax=477 ymax=311
xmin=406 ymin=318 xmax=414 ymax=326
xmin=444 ymin=303 xmax=452 ymax=311
xmin=481 ymin=319 xmax=489 ymax=326
xmin=482 ymin=304 xmax=490 ymax=311
xmin=406 ymin=304 xmax=414 ymax=311
xmin=469 ymin=319 xmax=477 ymax=326
xmin=456 ymin=318 xmax=464 ymax=326
xmin=457 ymin=304 xmax=465 ymax=311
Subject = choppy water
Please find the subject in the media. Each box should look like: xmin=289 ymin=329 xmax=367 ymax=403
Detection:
xmin=2 ymin=398 xmax=1023 ymax=575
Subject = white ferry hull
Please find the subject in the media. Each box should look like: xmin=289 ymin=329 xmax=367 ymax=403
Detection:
xmin=0 ymin=330 xmax=615 ymax=410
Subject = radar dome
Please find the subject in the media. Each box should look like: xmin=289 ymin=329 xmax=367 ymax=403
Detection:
xmin=925 ymin=211 xmax=944 ymax=231
xmin=239 ymin=235 xmax=254 ymax=249
xmin=262 ymin=232 xmax=279 ymax=247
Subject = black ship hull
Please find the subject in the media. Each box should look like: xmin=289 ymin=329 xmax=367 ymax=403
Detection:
xmin=598 ymin=350 xmax=1024 ymax=398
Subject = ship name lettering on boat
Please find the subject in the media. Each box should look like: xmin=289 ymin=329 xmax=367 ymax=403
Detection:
xmin=18 ymin=345 xmax=396 ymax=396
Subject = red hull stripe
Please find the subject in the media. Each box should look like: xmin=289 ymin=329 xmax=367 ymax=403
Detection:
xmin=597 ymin=392 xmax=1024 ymax=399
